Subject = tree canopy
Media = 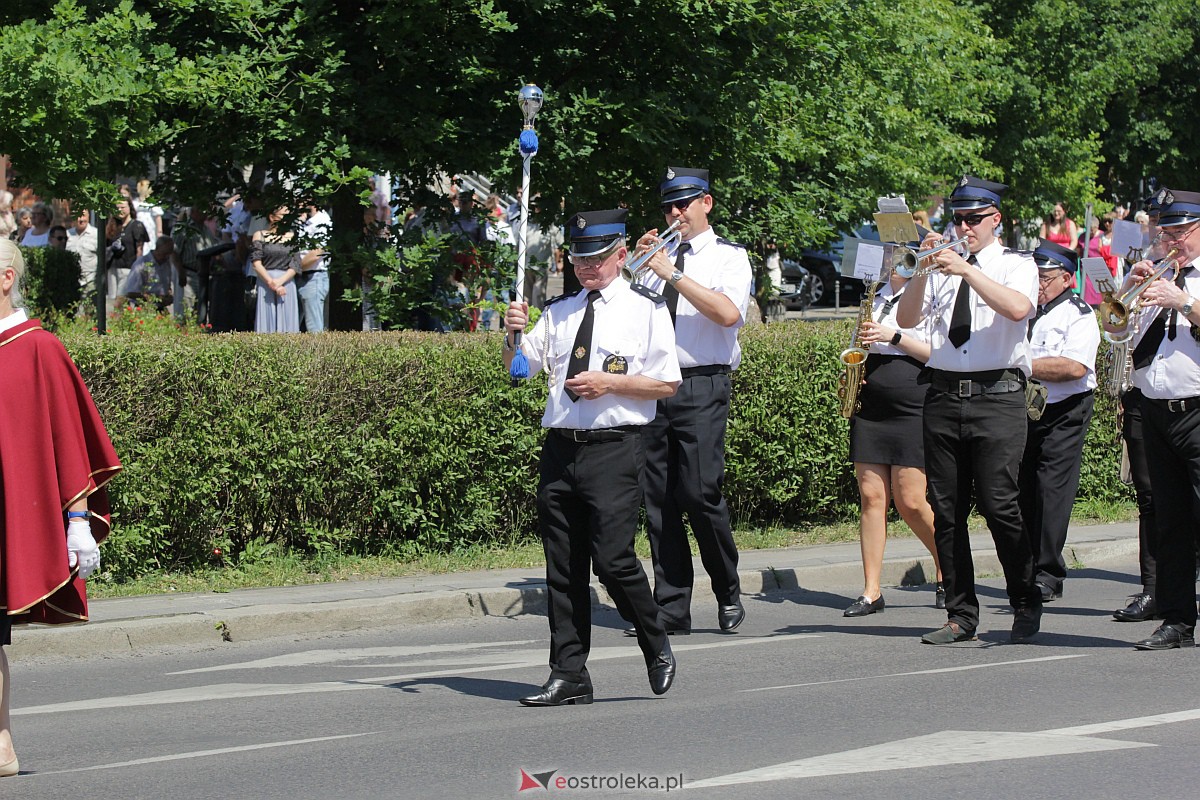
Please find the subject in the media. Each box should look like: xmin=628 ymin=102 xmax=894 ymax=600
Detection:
xmin=1 ymin=0 xmax=1196 ymax=253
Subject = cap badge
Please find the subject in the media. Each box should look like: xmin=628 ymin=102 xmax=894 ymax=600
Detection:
xmin=959 ymin=176 xmax=969 ymax=187
xmin=1160 ymin=189 xmax=1175 ymax=205
xmin=666 ymin=167 xmax=676 ymax=180
xmin=576 ymin=217 xmax=587 ymax=230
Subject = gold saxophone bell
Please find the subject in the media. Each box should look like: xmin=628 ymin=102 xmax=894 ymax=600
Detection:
xmin=1098 ymin=247 xmax=1180 ymax=327
xmin=621 ymin=220 xmax=684 ymax=284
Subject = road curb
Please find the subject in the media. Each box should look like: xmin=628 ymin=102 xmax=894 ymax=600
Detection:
xmin=8 ymin=536 xmax=1139 ymax=661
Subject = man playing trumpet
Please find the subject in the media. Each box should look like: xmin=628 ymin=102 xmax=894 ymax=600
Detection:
xmin=1105 ymin=188 xmax=1200 ymax=650
xmin=896 ymin=175 xmax=1044 ymax=645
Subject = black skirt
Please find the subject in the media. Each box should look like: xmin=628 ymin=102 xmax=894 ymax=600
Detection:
xmin=849 ymin=353 xmax=925 ymax=467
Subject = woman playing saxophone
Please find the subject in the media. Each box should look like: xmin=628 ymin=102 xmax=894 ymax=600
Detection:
xmin=842 ymin=259 xmax=943 ymax=617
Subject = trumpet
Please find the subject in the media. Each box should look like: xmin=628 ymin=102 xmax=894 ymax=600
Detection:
xmin=1097 ymin=247 xmax=1180 ymax=328
xmin=890 ymin=237 xmax=971 ymax=278
xmin=621 ymin=220 xmax=684 ymax=284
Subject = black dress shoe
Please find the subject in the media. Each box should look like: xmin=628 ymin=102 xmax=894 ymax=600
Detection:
xmin=1134 ymin=624 xmax=1196 ymax=650
xmin=935 ymin=582 xmax=946 ymax=610
xmin=843 ymin=595 xmax=885 ymax=617
xmin=623 ymin=624 xmax=690 ymax=637
xmin=1036 ymin=581 xmax=1062 ymax=602
xmin=1113 ymin=593 xmax=1159 ymax=622
xmin=718 ymin=600 xmax=745 ymax=632
xmin=647 ymin=642 xmax=676 ymax=695
xmin=519 ymin=678 xmax=594 ymax=706
xmin=1010 ymin=604 xmax=1043 ymax=643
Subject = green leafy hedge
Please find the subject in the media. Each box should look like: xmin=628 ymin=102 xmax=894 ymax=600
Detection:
xmin=20 ymin=245 xmax=81 ymax=318
xmin=62 ymin=321 xmax=1128 ymax=579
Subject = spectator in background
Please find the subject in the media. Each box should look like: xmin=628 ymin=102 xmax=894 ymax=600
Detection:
xmin=47 ymin=225 xmax=68 ymax=251
xmin=105 ymin=197 xmax=150 ymax=305
xmin=19 ymin=202 xmax=53 ymax=248
xmin=912 ymin=209 xmax=930 ymax=230
xmin=9 ymin=208 xmax=31 ymax=242
xmin=1081 ymin=214 xmax=1117 ymax=306
xmin=133 ymin=179 xmax=165 ymax=256
xmin=297 ymin=205 xmax=331 ymax=332
xmin=120 ymin=236 xmax=175 ymax=312
xmin=66 ymin=210 xmax=99 ymax=293
xmin=251 ymin=206 xmax=300 ymax=333
xmin=171 ymin=206 xmax=219 ymax=321
xmin=0 ymin=192 xmax=14 ymax=240
xmin=1039 ymin=201 xmax=1079 ymax=251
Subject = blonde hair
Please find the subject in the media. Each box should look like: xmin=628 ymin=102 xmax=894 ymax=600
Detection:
xmin=0 ymin=238 xmax=26 ymax=306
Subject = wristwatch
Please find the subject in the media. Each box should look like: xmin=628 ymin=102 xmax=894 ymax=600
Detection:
xmin=890 ymin=331 xmax=902 ymax=346
xmin=1183 ymin=296 xmax=1196 ymax=316
xmin=668 ymin=270 xmax=684 ymax=285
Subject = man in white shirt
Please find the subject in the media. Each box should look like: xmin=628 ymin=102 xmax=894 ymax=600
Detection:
xmin=503 ymin=208 xmax=680 ymax=706
xmin=1108 ymin=187 xmax=1200 ymax=649
xmin=897 ymin=175 xmax=1044 ymax=645
xmin=631 ymin=166 xmax=753 ymax=635
xmin=1020 ymin=240 xmax=1100 ymax=603
xmin=65 ymin=210 xmax=98 ymax=292
xmin=297 ymin=206 xmax=331 ymax=332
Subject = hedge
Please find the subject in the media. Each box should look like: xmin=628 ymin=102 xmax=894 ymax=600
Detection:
xmin=61 ymin=321 xmax=1129 ymax=580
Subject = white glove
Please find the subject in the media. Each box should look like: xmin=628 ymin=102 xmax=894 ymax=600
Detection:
xmin=66 ymin=519 xmax=101 ymax=579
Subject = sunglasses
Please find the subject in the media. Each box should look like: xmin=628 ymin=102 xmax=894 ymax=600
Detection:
xmin=660 ymin=195 xmax=702 ymax=215
xmin=952 ymin=211 xmax=996 ymax=227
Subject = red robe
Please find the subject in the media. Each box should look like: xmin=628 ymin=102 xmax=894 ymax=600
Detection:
xmin=0 ymin=318 xmax=121 ymax=624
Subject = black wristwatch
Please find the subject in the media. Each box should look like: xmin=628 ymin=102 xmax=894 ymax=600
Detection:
xmin=890 ymin=331 xmax=902 ymax=346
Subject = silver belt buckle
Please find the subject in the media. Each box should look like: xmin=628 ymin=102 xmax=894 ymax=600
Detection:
xmin=958 ymin=380 xmax=973 ymax=398
xmin=572 ymin=430 xmax=588 ymax=443
xmin=1169 ymin=399 xmax=1186 ymax=413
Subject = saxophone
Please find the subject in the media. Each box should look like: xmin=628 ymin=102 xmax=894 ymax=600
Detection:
xmin=837 ymin=279 xmax=881 ymax=418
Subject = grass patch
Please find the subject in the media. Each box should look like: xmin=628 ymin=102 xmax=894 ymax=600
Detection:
xmin=89 ymin=502 xmax=1138 ymax=599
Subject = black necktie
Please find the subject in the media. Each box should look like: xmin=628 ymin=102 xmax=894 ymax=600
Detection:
xmin=1027 ymin=305 xmax=1045 ymax=340
xmin=947 ymin=255 xmax=977 ymax=347
xmin=564 ymin=290 xmax=600 ymax=402
xmin=1133 ymin=267 xmax=1189 ymax=368
xmin=666 ymin=243 xmax=689 ymax=324
xmin=1168 ymin=266 xmax=1189 ymax=341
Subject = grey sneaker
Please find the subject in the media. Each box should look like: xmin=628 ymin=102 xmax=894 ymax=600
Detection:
xmin=921 ymin=622 xmax=976 ymax=645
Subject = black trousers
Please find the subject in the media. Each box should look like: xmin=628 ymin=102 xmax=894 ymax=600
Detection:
xmin=924 ymin=386 xmax=1041 ymax=632
xmin=538 ymin=432 xmax=666 ymax=683
xmin=641 ymin=372 xmax=740 ymax=628
xmin=1141 ymin=400 xmax=1200 ymax=632
xmin=1122 ymin=391 xmax=1158 ymax=592
xmin=1020 ymin=391 xmax=1095 ymax=592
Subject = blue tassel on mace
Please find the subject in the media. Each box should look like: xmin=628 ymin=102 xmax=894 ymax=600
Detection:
xmin=510 ymin=349 xmax=530 ymax=381
xmin=519 ymin=129 xmax=539 ymax=155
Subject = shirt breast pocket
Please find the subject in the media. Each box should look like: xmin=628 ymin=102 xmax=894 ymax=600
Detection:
xmin=1035 ymin=325 xmax=1068 ymax=356
xmin=596 ymin=338 xmax=640 ymax=376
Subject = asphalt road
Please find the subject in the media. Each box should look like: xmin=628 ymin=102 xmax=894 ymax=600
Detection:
xmin=8 ymin=561 xmax=1200 ymax=799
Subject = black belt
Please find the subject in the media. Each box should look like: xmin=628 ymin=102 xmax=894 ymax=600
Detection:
xmin=681 ymin=364 xmax=731 ymax=378
xmin=1147 ymin=396 xmax=1200 ymax=413
xmin=929 ymin=369 xmax=1023 ymax=397
xmin=550 ymin=425 xmax=641 ymax=443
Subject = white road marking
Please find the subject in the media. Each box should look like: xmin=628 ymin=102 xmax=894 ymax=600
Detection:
xmin=686 ymin=730 xmax=1151 ymax=788
xmin=742 ymin=654 xmax=1087 ymax=692
xmin=16 ymin=635 xmax=811 ymax=716
xmin=35 ymin=733 xmax=377 ymax=775
xmin=1045 ymin=707 xmax=1200 ymax=737
xmin=169 ymin=641 xmax=540 ymax=674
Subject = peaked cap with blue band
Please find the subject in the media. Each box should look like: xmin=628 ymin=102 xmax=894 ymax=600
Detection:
xmin=950 ymin=175 xmax=1007 ymax=211
xmin=1032 ymin=239 xmax=1078 ymax=272
xmin=1154 ymin=188 xmax=1200 ymax=228
xmin=567 ymin=209 xmax=627 ymax=257
xmin=659 ymin=167 xmax=710 ymax=203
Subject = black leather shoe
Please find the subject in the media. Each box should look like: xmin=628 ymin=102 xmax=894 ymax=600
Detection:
xmin=1113 ymin=593 xmax=1159 ymax=622
xmin=1134 ymin=624 xmax=1196 ymax=650
xmin=843 ymin=595 xmax=885 ymax=617
xmin=718 ymin=600 xmax=745 ymax=632
xmin=519 ymin=677 xmax=594 ymax=706
xmin=623 ymin=624 xmax=690 ymax=637
xmin=1011 ymin=604 xmax=1043 ymax=643
xmin=935 ymin=582 xmax=946 ymax=610
xmin=1036 ymin=581 xmax=1062 ymax=602
xmin=647 ymin=642 xmax=676 ymax=695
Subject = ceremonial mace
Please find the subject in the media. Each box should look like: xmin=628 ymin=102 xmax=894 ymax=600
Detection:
xmin=509 ymin=83 xmax=544 ymax=385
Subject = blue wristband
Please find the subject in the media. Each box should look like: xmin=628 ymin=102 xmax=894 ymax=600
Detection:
xmin=67 ymin=511 xmax=89 ymax=519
